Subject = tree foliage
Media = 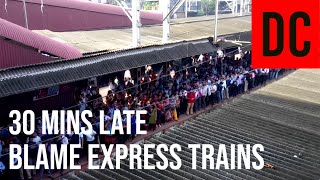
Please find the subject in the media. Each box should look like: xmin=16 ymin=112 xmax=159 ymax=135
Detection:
xmin=200 ymin=0 xmax=216 ymax=16
xmin=143 ymin=2 xmax=159 ymax=10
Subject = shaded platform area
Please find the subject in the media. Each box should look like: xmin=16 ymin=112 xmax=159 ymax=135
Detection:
xmin=62 ymin=69 xmax=320 ymax=180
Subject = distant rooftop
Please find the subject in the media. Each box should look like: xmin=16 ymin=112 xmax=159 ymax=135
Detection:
xmin=0 ymin=18 xmax=83 ymax=69
xmin=34 ymin=14 xmax=252 ymax=53
xmin=0 ymin=0 xmax=162 ymax=32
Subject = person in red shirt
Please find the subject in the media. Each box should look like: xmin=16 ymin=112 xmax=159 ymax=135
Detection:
xmin=142 ymin=94 xmax=149 ymax=105
xmin=153 ymin=95 xmax=159 ymax=103
xmin=187 ymin=89 xmax=196 ymax=115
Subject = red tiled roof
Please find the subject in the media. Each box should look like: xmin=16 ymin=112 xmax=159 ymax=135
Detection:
xmin=0 ymin=18 xmax=83 ymax=59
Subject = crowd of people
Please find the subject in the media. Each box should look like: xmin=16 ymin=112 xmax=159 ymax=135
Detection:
xmin=0 ymin=50 xmax=286 ymax=179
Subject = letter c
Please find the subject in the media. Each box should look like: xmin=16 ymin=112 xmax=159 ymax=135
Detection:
xmin=290 ymin=12 xmax=311 ymax=57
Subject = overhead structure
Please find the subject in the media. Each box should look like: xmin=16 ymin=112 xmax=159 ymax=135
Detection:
xmin=183 ymin=0 xmax=200 ymax=18
xmin=162 ymin=0 xmax=171 ymax=43
xmin=212 ymin=0 xmax=234 ymax=14
xmin=131 ymin=0 xmax=141 ymax=47
xmin=185 ymin=0 xmax=198 ymax=13
xmin=219 ymin=0 xmax=251 ymax=15
xmin=40 ymin=0 xmax=44 ymax=13
xmin=214 ymin=0 xmax=219 ymax=42
xmin=162 ymin=0 xmax=187 ymax=43
xmin=244 ymin=0 xmax=252 ymax=13
xmin=115 ymin=0 xmax=133 ymax=22
xmin=238 ymin=0 xmax=251 ymax=15
xmin=164 ymin=0 xmax=187 ymax=20
xmin=4 ymin=0 xmax=7 ymax=12
xmin=184 ymin=0 xmax=188 ymax=18
xmin=22 ymin=0 xmax=29 ymax=29
xmin=0 ymin=38 xmax=216 ymax=98
xmin=116 ymin=0 xmax=141 ymax=47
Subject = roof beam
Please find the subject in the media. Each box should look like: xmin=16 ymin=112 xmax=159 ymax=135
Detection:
xmin=162 ymin=0 xmax=186 ymax=44
xmin=162 ymin=0 xmax=170 ymax=43
xmin=5 ymin=0 xmax=8 ymax=12
xmin=172 ymin=0 xmax=187 ymax=17
xmin=132 ymin=0 xmax=141 ymax=47
xmin=214 ymin=0 xmax=219 ymax=42
xmin=239 ymin=0 xmax=243 ymax=16
xmin=115 ymin=0 xmax=133 ymax=22
xmin=187 ymin=0 xmax=197 ymax=11
xmin=22 ymin=0 xmax=29 ymax=29
xmin=40 ymin=0 xmax=44 ymax=13
xmin=220 ymin=0 xmax=235 ymax=13
xmin=162 ymin=0 xmax=186 ymax=22
xmin=116 ymin=0 xmax=141 ymax=47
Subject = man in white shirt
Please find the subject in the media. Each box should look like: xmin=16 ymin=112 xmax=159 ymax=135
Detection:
xmin=237 ymin=74 xmax=244 ymax=94
xmin=183 ymin=89 xmax=188 ymax=97
xmin=105 ymin=114 xmax=112 ymax=122
xmin=84 ymin=127 xmax=97 ymax=156
xmin=264 ymin=68 xmax=269 ymax=84
xmin=69 ymin=130 xmax=84 ymax=164
xmin=207 ymin=80 xmax=212 ymax=105
xmin=201 ymin=82 xmax=209 ymax=109
xmin=194 ymin=86 xmax=200 ymax=112
xmin=261 ymin=68 xmax=269 ymax=85
xmin=58 ymin=133 xmax=70 ymax=174
xmin=60 ymin=134 xmax=69 ymax=145
xmin=217 ymin=49 xmax=224 ymax=58
xmin=84 ymin=129 xmax=97 ymax=143
xmin=27 ymin=133 xmax=41 ymax=146
xmin=79 ymin=95 xmax=87 ymax=114
xmin=27 ymin=132 xmax=42 ymax=176
xmin=114 ymin=77 xmax=119 ymax=86
xmin=221 ymin=78 xmax=227 ymax=100
xmin=210 ymin=81 xmax=217 ymax=105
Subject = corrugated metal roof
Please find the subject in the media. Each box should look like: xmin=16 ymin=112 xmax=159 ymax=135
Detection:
xmin=22 ymin=0 xmax=161 ymax=20
xmin=0 ymin=38 xmax=216 ymax=98
xmin=63 ymin=69 xmax=320 ymax=180
xmin=217 ymin=41 xmax=240 ymax=49
xmin=1 ymin=0 xmax=161 ymax=31
xmin=0 ymin=18 xmax=83 ymax=59
xmin=0 ymin=38 xmax=54 ymax=69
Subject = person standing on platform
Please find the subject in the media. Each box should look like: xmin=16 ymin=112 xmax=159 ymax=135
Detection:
xmin=186 ymin=88 xmax=195 ymax=115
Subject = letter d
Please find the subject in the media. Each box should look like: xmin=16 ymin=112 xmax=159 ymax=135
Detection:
xmin=9 ymin=145 xmax=22 ymax=169
xmin=263 ymin=12 xmax=284 ymax=56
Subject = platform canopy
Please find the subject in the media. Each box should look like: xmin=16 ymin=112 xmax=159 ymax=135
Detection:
xmin=0 ymin=38 xmax=217 ymax=98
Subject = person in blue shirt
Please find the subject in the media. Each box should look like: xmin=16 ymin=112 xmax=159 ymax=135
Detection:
xmin=131 ymin=114 xmax=137 ymax=140
xmin=0 ymin=138 xmax=3 ymax=158
xmin=0 ymin=159 xmax=5 ymax=178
